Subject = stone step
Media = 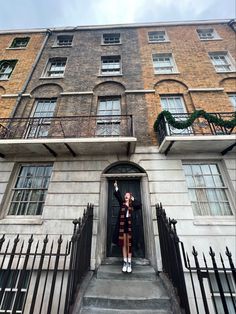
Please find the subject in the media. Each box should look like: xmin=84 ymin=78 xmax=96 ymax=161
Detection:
xmin=81 ymin=307 xmax=172 ymax=314
xmin=96 ymin=264 xmax=157 ymax=281
xmin=102 ymin=257 xmax=150 ymax=266
xmin=82 ymin=278 xmax=171 ymax=311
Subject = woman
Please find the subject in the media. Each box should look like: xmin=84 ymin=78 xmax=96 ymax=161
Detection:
xmin=113 ymin=181 xmax=141 ymax=273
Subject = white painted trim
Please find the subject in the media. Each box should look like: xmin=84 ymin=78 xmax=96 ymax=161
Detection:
xmin=1 ymin=94 xmax=18 ymax=98
xmin=125 ymin=90 xmax=155 ymax=94
xmin=0 ymin=216 xmax=43 ymax=225
xmin=102 ymin=173 xmax=146 ymax=177
xmin=1 ymin=93 xmax=31 ymax=98
xmin=0 ymin=19 xmax=232 ymax=34
xmin=0 ymin=137 xmax=137 ymax=145
xmin=60 ymin=91 xmax=94 ymax=96
xmin=21 ymin=93 xmax=32 ymax=97
xmin=158 ymin=134 xmax=236 ymax=153
xmin=164 ymin=134 xmax=236 ymax=142
xmin=193 ymin=218 xmax=236 ymax=225
xmin=188 ymin=88 xmax=224 ymax=92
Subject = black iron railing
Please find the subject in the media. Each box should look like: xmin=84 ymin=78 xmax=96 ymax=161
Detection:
xmin=156 ymin=203 xmax=190 ymax=313
xmin=180 ymin=245 xmax=236 ymax=314
xmin=0 ymin=115 xmax=134 ymax=140
xmin=156 ymin=203 xmax=236 ymax=314
xmin=0 ymin=204 xmax=93 ymax=314
xmin=156 ymin=112 xmax=236 ymax=145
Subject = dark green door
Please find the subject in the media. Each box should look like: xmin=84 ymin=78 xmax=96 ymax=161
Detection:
xmin=107 ymin=178 xmax=145 ymax=257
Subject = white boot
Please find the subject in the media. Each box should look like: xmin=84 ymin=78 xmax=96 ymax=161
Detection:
xmin=127 ymin=262 xmax=132 ymax=273
xmin=122 ymin=261 xmax=127 ymax=272
xmin=122 ymin=258 xmax=128 ymax=272
xmin=127 ymin=258 xmax=132 ymax=273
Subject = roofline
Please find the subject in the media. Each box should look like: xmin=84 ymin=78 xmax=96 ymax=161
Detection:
xmin=0 ymin=18 xmax=235 ymax=34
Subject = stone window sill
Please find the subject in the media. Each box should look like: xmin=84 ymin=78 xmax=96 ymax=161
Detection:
xmin=51 ymin=45 xmax=73 ymax=48
xmin=6 ymin=47 xmax=27 ymax=50
xmin=101 ymin=43 xmax=122 ymax=46
xmin=148 ymin=40 xmax=171 ymax=44
xmin=39 ymin=76 xmax=64 ymax=80
xmin=98 ymin=73 xmax=123 ymax=77
xmin=216 ymin=71 xmax=236 ymax=74
xmin=154 ymin=72 xmax=180 ymax=75
xmin=199 ymin=38 xmax=222 ymax=41
xmin=0 ymin=216 xmax=43 ymax=225
xmin=193 ymin=216 xmax=235 ymax=226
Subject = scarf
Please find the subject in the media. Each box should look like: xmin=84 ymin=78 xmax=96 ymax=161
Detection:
xmin=118 ymin=204 xmax=132 ymax=249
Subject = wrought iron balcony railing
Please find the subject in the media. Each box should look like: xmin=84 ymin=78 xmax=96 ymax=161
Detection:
xmin=156 ymin=112 xmax=236 ymax=145
xmin=0 ymin=115 xmax=134 ymax=140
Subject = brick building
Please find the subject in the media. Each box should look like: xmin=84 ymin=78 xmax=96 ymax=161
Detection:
xmin=0 ymin=19 xmax=235 ymax=313
xmin=0 ymin=30 xmax=47 ymax=118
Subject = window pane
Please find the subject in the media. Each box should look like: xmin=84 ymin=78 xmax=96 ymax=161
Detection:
xmin=206 ymin=189 xmax=217 ymax=202
xmin=199 ymin=202 xmax=211 ymax=215
xmin=204 ymin=175 xmax=215 ymax=186
xmin=8 ymin=165 xmax=52 ymax=216
xmin=183 ymin=163 xmax=232 ymax=216
xmin=27 ymin=202 xmax=37 ymax=215
xmin=213 ymin=175 xmax=224 ymax=187
xmin=186 ymin=176 xmax=195 ymax=187
xmin=209 ymin=202 xmax=221 ymax=215
xmin=228 ymin=94 xmax=236 ymax=110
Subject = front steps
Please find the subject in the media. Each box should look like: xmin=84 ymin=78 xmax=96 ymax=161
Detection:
xmin=78 ymin=260 xmax=174 ymax=314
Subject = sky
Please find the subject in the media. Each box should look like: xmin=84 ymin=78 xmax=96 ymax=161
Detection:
xmin=0 ymin=0 xmax=235 ymax=30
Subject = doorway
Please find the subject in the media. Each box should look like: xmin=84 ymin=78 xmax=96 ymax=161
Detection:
xmin=106 ymin=178 xmax=145 ymax=258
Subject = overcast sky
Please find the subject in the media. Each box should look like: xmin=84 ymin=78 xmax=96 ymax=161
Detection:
xmin=0 ymin=0 xmax=235 ymax=30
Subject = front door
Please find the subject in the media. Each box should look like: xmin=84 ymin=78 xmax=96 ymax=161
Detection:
xmin=107 ymin=178 xmax=145 ymax=258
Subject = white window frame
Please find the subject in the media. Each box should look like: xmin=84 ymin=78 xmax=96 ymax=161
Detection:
xmin=6 ymin=163 xmax=53 ymax=217
xmin=102 ymin=33 xmax=121 ymax=45
xmin=43 ymin=58 xmax=67 ymax=78
xmin=160 ymin=95 xmax=192 ymax=135
xmin=209 ymin=272 xmax=236 ymax=313
xmin=228 ymin=93 xmax=236 ymax=110
xmin=54 ymin=35 xmax=73 ymax=47
xmin=148 ymin=30 xmax=169 ymax=43
xmin=196 ymin=28 xmax=221 ymax=40
xmin=182 ymin=161 xmax=234 ymax=217
xmin=152 ymin=53 xmax=178 ymax=74
xmin=0 ymin=60 xmax=17 ymax=80
xmin=96 ymin=97 xmax=121 ymax=136
xmin=9 ymin=37 xmax=30 ymax=49
xmin=26 ymin=98 xmax=57 ymax=138
xmin=160 ymin=95 xmax=187 ymax=113
xmin=100 ymin=56 xmax=121 ymax=75
xmin=0 ymin=270 xmax=29 ymax=313
xmin=209 ymin=52 xmax=236 ymax=73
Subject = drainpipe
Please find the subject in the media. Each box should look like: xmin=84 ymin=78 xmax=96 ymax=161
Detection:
xmin=10 ymin=29 xmax=52 ymax=118
xmin=228 ymin=19 xmax=236 ymax=32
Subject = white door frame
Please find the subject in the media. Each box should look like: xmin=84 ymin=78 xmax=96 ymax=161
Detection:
xmin=94 ymin=172 xmax=157 ymax=270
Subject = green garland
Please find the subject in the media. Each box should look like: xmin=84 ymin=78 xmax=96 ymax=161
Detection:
xmin=153 ymin=110 xmax=236 ymax=131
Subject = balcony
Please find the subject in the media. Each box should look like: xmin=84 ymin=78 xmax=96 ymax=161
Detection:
xmin=155 ymin=111 xmax=236 ymax=155
xmin=0 ymin=115 xmax=136 ymax=158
